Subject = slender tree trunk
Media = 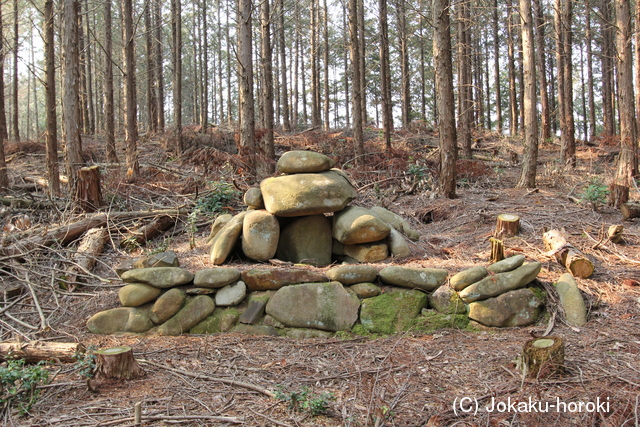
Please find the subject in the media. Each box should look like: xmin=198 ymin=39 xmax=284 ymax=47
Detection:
xmin=123 ymin=0 xmax=139 ymax=179
xmin=63 ymin=0 xmax=84 ymax=188
xmin=358 ymin=0 xmax=366 ymax=126
xmin=0 ymin=10 xmax=8 ymax=188
xmin=612 ymin=0 xmax=638 ymax=206
xmin=43 ymin=0 xmax=60 ymax=193
xmin=379 ymin=0 xmax=392 ymax=151
xmin=517 ymin=0 xmax=539 ymax=188
xmin=260 ymin=0 xmax=275 ymax=173
xmin=433 ymin=0 xmax=457 ymax=198
xmin=533 ymin=0 xmax=550 ymax=141
xmin=599 ymin=0 xmax=615 ymax=136
xmin=493 ymin=0 xmax=502 ymax=133
xmin=145 ymin=3 xmax=157 ymax=134
xmin=457 ymin=0 xmax=472 ymax=158
xmin=155 ymin=0 xmax=165 ymax=131
xmin=322 ymin=0 xmax=330 ymax=130
xmin=238 ymin=0 xmax=255 ymax=170
xmin=560 ymin=0 xmax=575 ymax=167
xmin=171 ymin=0 xmax=183 ymax=155
xmin=349 ymin=0 xmax=364 ymax=157
xmin=77 ymin=6 xmax=88 ymax=134
xmin=278 ymin=0 xmax=290 ymax=131
xmin=103 ymin=0 xmax=117 ymax=163
xmin=84 ymin=0 xmax=95 ymax=134
xmin=201 ymin=0 xmax=209 ymax=132
xmin=506 ymin=0 xmax=518 ymax=135
xmin=398 ymin=0 xmax=411 ymax=129
xmin=310 ymin=0 xmax=320 ymax=128
xmin=343 ymin=2 xmax=349 ymax=128
xmin=585 ymin=0 xmax=596 ymax=141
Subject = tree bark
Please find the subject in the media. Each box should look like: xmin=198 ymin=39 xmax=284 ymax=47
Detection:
xmin=12 ymin=0 xmax=19 ymax=141
xmin=123 ymin=0 xmax=139 ymax=179
xmin=433 ymin=0 xmax=457 ymax=198
xmin=95 ymin=347 xmax=145 ymax=380
xmin=260 ymin=0 xmax=275 ymax=175
xmin=322 ymin=0 xmax=330 ymax=130
xmin=0 ymin=342 xmax=84 ymax=363
xmin=75 ymin=166 xmax=103 ymax=213
xmin=586 ymin=0 xmax=596 ymax=141
xmin=155 ymin=0 xmax=165 ymax=132
xmin=145 ymin=3 xmax=158 ymax=134
xmin=43 ymin=1 xmax=59 ymax=194
xmin=457 ymin=0 xmax=472 ymax=158
xmin=560 ymin=0 xmax=575 ymax=167
xmin=398 ymin=0 xmax=411 ymax=129
xmin=171 ymin=0 xmax=183 ymax=156
xmin=542 ymin=229 xmax=595 ymax=278
xmin=492 ymin=0 xmax=503 ymax=133
xmin=620 ymin=202 xmax=640 ymax=220
xmin=599 ymin=0 xmax=615 ymax=136
xmin=348 ymin=0 xmax=364 ymax=158
xmin=64 ymin=227 xmax=109 ymax=287
xmin=278 ymin=0 xmax=290 ymax=132
xmin=238 ymin=0 xmax=255 ymax=171
xmin=310 ymin=0 xmax=321 ymax=129
xmin=379 ymin=0 xmax=392 ymax=151
xmin=533 ymin=0 xmax=550 ymax=142
xmin=506 ymin=0 xmax=518 ymax=135
xmin=103 ymin=0 xmax=117 ymax=163
xmin=494 ymin=214 xmax=520 ymax=238
xmin=84 ymin=0 xmax=95 ymax=134
xmin=521 ymin=336 xmax=564 ymax=378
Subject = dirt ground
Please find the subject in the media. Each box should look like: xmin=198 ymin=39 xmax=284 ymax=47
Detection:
xmin=1 ymin=128 xmax=639 ymax=426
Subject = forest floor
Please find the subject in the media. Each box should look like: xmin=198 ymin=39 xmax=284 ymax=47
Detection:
xmin=0 ymin=127 xmax=639 ymax=427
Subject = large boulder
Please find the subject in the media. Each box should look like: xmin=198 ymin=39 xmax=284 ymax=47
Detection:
xmin=276 ymin=215 xmax=332 ymax=265
xmin=121 ymin=267 xmax=194 ymax=289
xmin=242 ymin=210 xmax=280 ymax=261
xmin=157 ymin=295 xmax=216 ymax=335
xmin=209 ymin=212 xmax=247 ymax=265
xmin=265 ymin=282 xmax=360 ymax=331
xmin=359 ymin=289 xmax=428 ymax=334
xmin=241 ymin=268 xmax=329 ymax=291
xmin=378 ymin=266 xmax=448 ymax=292
xmin=277 ymin=150 xmax=335 ymax=174
xmin=458 ymin=262 xmax=541 ymax=303
xmin=87 ymin=307 xmax=154 ymax=334
xmin=428 ymin=283 xmax=467 ymax=314
xmin=467 ymin=288 xmax=543 ymax=327
xmin=260 ymin=170 xmax=357 ymax=217
xmin=326 ymin=265 xmax=378 ymax=285
xmin=332 ymin=206 xmax=391 ymax=245
xmin=194 ymin=268 xmax=241 ymax=289
xmin=370 ymin=206 xmax=420 ymax=241
xmin=149 ymin=288 xmax=186 ymax=324
xmin=118 ymin=283 xmax=162 ymax=307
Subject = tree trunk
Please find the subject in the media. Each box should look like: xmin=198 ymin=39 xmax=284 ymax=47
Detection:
xmin=398 ymin=0 xmax=410 ymax=129
xmin=75 ymin=166 xmax=103 ymax=213
xmin=0 ymin=342 xmax=84 ymax=363
xmin=42 ymin=1 xmax=59 ymax=194
xmin=493 ymin=0 xmax=503 ymax=133
xmin=260 ymin=0 xmax=275 ymax=174
xmin=517 ymin=0 xmax=539 ymax=189
xmin=506 ymin=0 xmax=518 ymax=135
xmin=586 ymin=0 xmax=596 ymax=141
xmin=310 ymin=0 xmax=321 ymax=129
xmin=433 ymin=0 xmax=457 ymax=198
xmin=612 ymin=0 xmax=638 ymax=207
xmin=171 ymin=0 xmax=183 ymax=156
xmin=322 ymin=0 xmax=330 ymax=130
xmin=145 ymin=3 xmax=158 ymax=134
xmin=457 ymin=0 xmax=472 ymax=158
xmin=379 ymin=0 xmax=392 ymax=151
xmin=123 ymin=0 xmax=139 ymax=180
xmin=63 ymin=0 xmax=85 ymax=190
xmin=560 ymin=0 xmax=575 ymax=167
xmin=104 ymin=0 xmax=117 ymax=163
xmin=533 ymin=0 xmax=550 ymax=142
xmin=155 ymin=0 xmax=165 ymax=132
xmin=12 ymin=0 xmax=19 ymax=141
xmin=494 ymin=213 xmax=521 ymax=238
xmin=95 ymin=347 xmax=145 ymax=380
xmin=620 ymin=202 xmax=640 ymax=220
xmin=358 ymin=0 xmax=366 ymax=126
xmin=348 ymin=0 xmax=364 ymax=158
xmin=84 ymin=0 xmax=95 ymax=134
xmin=64 ymin=227 xmax=109 ymax=287
xmin=542 ymin=229 xmax=594 ymax=278
xmin=238 ymin=0 xmax=255 ymax=171
xmin=599 ymin=0 xmax=615 ymax=136
xmin=278 ymin=0 xmax=290 ymax=132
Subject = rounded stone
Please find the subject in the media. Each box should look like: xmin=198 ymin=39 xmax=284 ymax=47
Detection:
xmin=118 ymin=283 xmax=162 ymax=307
xmin=194 ymin=268 xmax=241 ymax=288
xmin=277 ymin=150 xmax=335 ymax=174
xmin=242 ymin=210 xmax=280 ymax=261
xmin=244 ymin=188 xmax=265 ymax=209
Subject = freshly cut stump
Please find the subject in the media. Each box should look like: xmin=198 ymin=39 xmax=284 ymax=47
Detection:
xmin=489 ymin=237 xmax=504 ymax=263
xmin=522 ymin=336 xmax=564 ymax=379
xmin=494 ymin=214 xmax=520 ymax=238
xmin=621 ymin=202 xmax=640 ymax=220
xmin=95 ymin=346 xmax=145 ymax=380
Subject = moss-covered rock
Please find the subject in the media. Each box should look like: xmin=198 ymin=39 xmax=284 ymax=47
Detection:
xmin=450 ymin=266 xmax=488 ymax=291
xmin=87 ymin=307 xmax=154 ymax=334
xmin=150 ymin=288 xmax=186 ymax=324
xmin=118 ymin=283 xmax=161 ymax=307
xmin=349 ymin=282 xmax=381 ymax=298
xmin=326 ymin=265 xmax=378 ymax=285
xmin=280 ymin=328 xmax=334 ymax=339
xmin=190 ymin=307 xmax=240 ymax=333
xmin=157 ymin=295 xmax=216 ymax=335
xmin=194 ymin=268 xmax=241 ymax=288
xmin=121 ymin=267 xmax=194 ymax=289
xmin=412 ymin=310 xmax=470 ymax=333
xmin=359 ymin=289 xmax=428 ymax=334
xmin=429 ymin=283 xmax=467 ymax=314
xmin=378 ymin=266 xmax=448 ymax=292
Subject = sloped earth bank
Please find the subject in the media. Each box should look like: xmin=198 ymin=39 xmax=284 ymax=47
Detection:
xmin=1 ymin=129 xmax=639 ymax=426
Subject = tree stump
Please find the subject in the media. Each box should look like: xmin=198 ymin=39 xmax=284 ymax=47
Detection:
xmin=607 ymin=225 xmax=624 ymax=244
xmin=489 ymin=237 xmax=504 ymax=263
xmin=521 ymin=336 xmax=565 ymax=378
xmin=76 ymin=166 xmax=103 ymax=213
xmin=542 ymin=229 xmax=594 ymax=278
xmin=494 ymin=214 xmax=520 ymax=238
xmin=94 ymin=346 xmax=145 ymax=380
xmin=621 ymin=202 xmax=640 ymax=220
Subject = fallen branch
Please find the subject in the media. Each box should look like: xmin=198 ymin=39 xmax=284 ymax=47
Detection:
xmin=0 ymin=341 xmax=84 ymax=363
xmin=95 ymin=414 xmax=243 ymax=427
xmin=64 ymin=227 xmax=110 ymax=288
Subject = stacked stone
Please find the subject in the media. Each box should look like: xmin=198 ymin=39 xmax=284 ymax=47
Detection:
xmin=208 ymin=150 xmax=420 ymax=266
xmin=429 ymin=255 xmax=544 ymax=327
xmin=86 ymin=251 xmax=450 ymax=337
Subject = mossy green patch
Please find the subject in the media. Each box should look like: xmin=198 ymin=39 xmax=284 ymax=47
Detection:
xmin=190 ymin=307 xmax=240 ymax=334
xmin=528 ymin=286 xmax=546 ymax=302
xmin=359 ymin=290 xmax=427 ymax=334
xmin=411 ymin=310 xmax=471 ymax=334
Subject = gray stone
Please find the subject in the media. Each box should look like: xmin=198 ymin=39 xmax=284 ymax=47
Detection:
xmin=209 ymin=212 xmax=247 ymax=265
xmin=343 ymin=242 xmax=388 ymax=263
xmin=388 ymin=227 xmax=411 ymax=258
xmin=459 ymin=262 xmax=542 ymax=303
xmin=244 ymin=188 xmax=265 ymax=209
xmin=231 ymin=324 xmax=280 ymax=336
xmin=207 ymin=214 xmax=233 ymax=243
xmin=360 ymin=289 xmax=428 ymax=334
xmin=260 ymin=170 xmax=357 ymax=217
xmin=262 ymin=314 xmax=285 ymax=328
xmin=194 ymin=268 xmax=241 ymax=288
xmin=326 ymin=265 xmax=378 ymax=285
xmin=115 ymin=259 xmax=136 ymax=277
xmin=277 ymin=150 xmax=335 ymax=174
xmin=378 ymin=266 xmax=448 ymax=292
xmin=190 ymin=307 xmax=240 ymax=333
xmin=332 ymin=239 xmax=345 ymax=256
xmin=242 ymin=210 xmax=280 ymax=261
xmin=266 ymin=282 xmax=360 ymax=331
xmin=215 ymin=281 xmax=247 ymax=306
xmin=150 ymin=288 xmax=186 ymax=324
xmin=239 ymin=300 xmax=267 ymax=324
xmin=156 ymin=295 xmax=216 ymax=335
xmin=118 ymin=283 xmax=161 ymax=307
xmin=487 ymin=255 xmax=526 ymax=273
xmin=332 ymin=206 xmax=391 ymax=245
xmin=276 ymin=215 xmax=332 ymax=265
xmin=450 ymin=266 xmax=489 ymax=291
xmin=87 ymin=307 xmax=153 ymax=334
xmin=555 ymin=273 xmax=587 ymax=327
xmin=370 ymin=206 xmax=420 ymax=241
xmin=349 ymin=283 xmax=381 ymax=298
xmin=428 ymin=283 xmax=467 ymax=314
xmin=185 ymin=287 xmax=216 ymax=295
xmin=467 ymin=288 xmax=542 ymax=327
xmin=133 ymin=251 xmax=180 ymax=269
xmin=121 ymin=267 xmax=194 ymax=289
xmin=281 ymin=328 xmax=333 ymax=339
xmin=241 ymin=268 xmax=329 ymax=291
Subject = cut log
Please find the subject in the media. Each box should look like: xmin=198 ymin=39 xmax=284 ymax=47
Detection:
xmin=489 ymin=237 xmax=504 ymax=263
xmin=494 ymin=214 xmax=520 ymax=238
xmin=542 ymin=229 xmax=594 ymax=278
xmin=64 ymin=227 xmax=110 ymax=288
xmin=120 ymin=215 xmax=177 ymax=249
xmin=621 ymin=202 xmax=640 ymax=220
xmin=95 ymin=346 xmax=145 ymax=380
xmin=0 ymin=341 xmax=85 ymax=363
xmin=608 ymin=184 xmax=629 ymax=208
xmin=607 ymin=225 xmax=624 ymax=244
xmin=521 ymin=336 xmax=565 ymax=378
xmin=0 ymin=208 xmax=188 ymax=259
xmin=75 ymin=166 xmax=103 ymax=213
